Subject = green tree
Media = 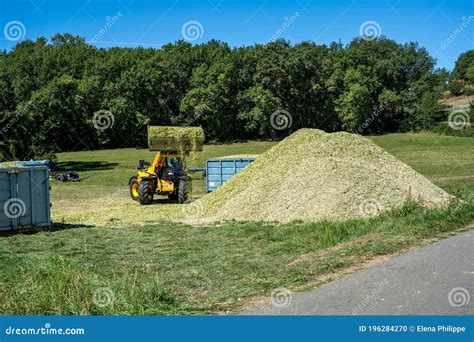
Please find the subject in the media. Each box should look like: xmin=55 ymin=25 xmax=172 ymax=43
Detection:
xmin=0 ymin=34 xmax=465 ymax=157
xmin=465 ymin=66 xmax=474 ymax=84
xmin=451 ymin=50 xmax=474 ymax=81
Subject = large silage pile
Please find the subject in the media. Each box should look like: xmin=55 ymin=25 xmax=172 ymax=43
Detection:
xmin=194 ymin=129 xmax=452 ymax=223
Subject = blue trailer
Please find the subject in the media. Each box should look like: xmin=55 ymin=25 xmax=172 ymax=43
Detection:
xmin=0 ymin=166 xmax=51 ymax=232
xmin=206 ymin=157 xmax=255 ymax=192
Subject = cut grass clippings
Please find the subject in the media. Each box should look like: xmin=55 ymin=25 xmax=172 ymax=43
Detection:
xmin=0 ymin=133 xmax=472 ymax=315
xmin=148 ymin=126 xmax=205 ymax=152
xmin=0 ymin=162 xmax=25 ymax=168
xmin=195 ymin=129 xmax=452 ymax=223
xmin=0 ymin=194 xmax=472 ymax=315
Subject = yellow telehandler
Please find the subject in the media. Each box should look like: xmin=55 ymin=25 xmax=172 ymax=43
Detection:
xmin=129 ymin=126 xmax=205 ymax=205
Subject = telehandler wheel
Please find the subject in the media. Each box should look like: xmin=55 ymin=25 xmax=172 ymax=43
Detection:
xmin=168 ymin=192 xmax=178 ymax=201
xmin=178 ymin=176 xmax=192 ymax=204
xmin=138 ymin=179 xmax=154 ymax=205
xmin=129 ymin=177 xmax=140 ymax=201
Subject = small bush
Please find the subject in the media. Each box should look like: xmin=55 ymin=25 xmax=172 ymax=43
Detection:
xmin=447 ymin=82 xmax=464 ymax=96
xmin=463 ymin=86 xmax=474 ymax=96
xmin=430 ymin=122 xmax=473 ymax=137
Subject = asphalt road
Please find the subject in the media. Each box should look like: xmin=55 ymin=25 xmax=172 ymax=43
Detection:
xmin=244 ymin=229 xmax=474 ymax=315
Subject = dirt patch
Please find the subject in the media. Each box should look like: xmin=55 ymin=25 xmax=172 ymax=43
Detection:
xmin=287 ymin=232 xmax=383 ymax=267
xmin=441 ymin=94 xmax=474 ymax=108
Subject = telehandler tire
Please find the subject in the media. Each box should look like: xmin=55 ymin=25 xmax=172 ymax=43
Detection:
xmin=129 ymin=177 xmax=140 ymax=201
xmin=168 ymin=192 xmax=178 ymax=201
xmin=138 ymin=179 xmax=154 ymax=205
xmin=178 ymin=177 xmax=192 ymax=204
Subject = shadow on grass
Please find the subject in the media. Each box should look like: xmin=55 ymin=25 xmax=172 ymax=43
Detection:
xmin=0 ymin=222 xmax=93 ymax=237
xmin=150 ymin=196 xmax=204 ymax=204
xmin=50 ymin=222 xmax=94 ymax=232
xmin=53 ymin=161 xmax=118 ymax=172
xmin=152 ymin=198 xmax=182 ymax=205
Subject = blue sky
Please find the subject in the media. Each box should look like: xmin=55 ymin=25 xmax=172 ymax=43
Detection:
xmin=1 ymin=0 xmax=473 ymax=70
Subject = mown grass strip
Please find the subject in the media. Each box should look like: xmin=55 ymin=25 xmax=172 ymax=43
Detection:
xmin=1 ymin=192 xmax=472 ymax=315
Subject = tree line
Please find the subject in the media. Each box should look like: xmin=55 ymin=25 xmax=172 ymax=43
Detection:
xmin=0 ymin=33 xmax=464 ymax=159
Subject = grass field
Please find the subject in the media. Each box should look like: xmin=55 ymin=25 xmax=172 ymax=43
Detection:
xmin=0 ymin=133 xmax=473 ymax=314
